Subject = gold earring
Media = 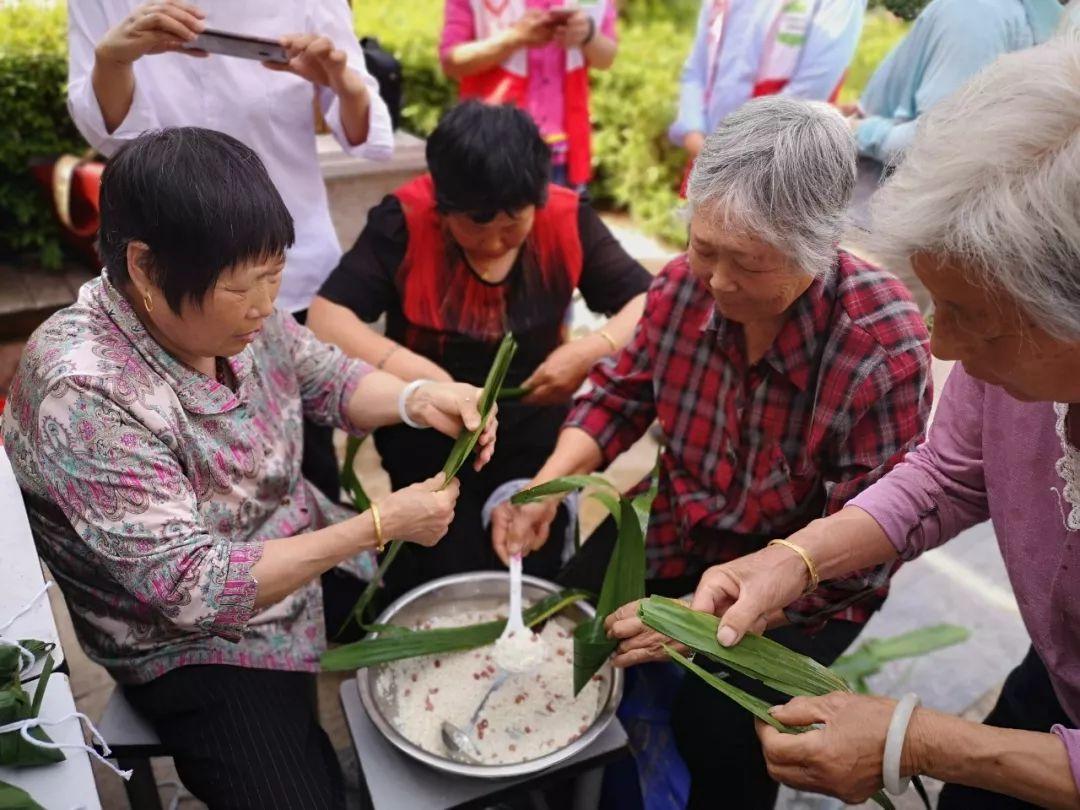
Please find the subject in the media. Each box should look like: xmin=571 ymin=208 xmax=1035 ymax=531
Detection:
xmin=142 ymin=290 xmax=154 ymax=313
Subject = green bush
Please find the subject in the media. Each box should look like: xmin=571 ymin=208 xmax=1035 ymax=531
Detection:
xmin=356 ymin=0 xmax=693 ymax=245
xmin=0 ymin=1 xmax=908 ymax=260
xmin=0 ymin=3 xmax=87 ymax=267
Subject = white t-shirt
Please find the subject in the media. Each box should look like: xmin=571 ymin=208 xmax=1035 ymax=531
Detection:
xmin=68 ymin=0 xmax=394 ymax=313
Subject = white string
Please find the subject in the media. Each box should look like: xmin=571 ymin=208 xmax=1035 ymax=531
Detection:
xmin=0 ymin=713 xmax=132 ymax=780
xmin=0 ymin=582 xmax=54 ymax=676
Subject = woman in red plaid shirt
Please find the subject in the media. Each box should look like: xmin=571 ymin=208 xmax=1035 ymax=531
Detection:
xmin=492 ymin=96 xmax=933 ymax=808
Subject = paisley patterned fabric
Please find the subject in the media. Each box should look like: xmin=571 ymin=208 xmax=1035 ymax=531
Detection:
xmin=2 ymin=273 xmax=372 ymax=684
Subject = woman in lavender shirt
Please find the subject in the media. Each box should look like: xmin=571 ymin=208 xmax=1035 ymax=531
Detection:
xmin=607 ymin=34 xmax=1080 ymax=808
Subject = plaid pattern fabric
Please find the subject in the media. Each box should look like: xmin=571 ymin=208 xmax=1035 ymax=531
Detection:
xmin=566 ymin=251 xmax=932 ymax=626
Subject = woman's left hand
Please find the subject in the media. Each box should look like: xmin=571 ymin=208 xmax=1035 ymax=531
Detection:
xmin=552 ymin=11 xmax=592 ymax=48
xmin=756 ymin=693 xmax=903 ymax=805
xmin=265 ymin=33 xmax=367 ymax=99
xmin=404 ymin=382 xmax=499 ymax=471
xmin=521 ymin=338 xmax=602 ymax=406
xmin=604 ymin=599 xmax=691 ymax=667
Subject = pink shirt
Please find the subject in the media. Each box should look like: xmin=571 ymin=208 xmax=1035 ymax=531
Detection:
xmin=440 ymin=0 xmax=617 ymax=165
xmin=851 ymin=364 xmax=1080 ymax=793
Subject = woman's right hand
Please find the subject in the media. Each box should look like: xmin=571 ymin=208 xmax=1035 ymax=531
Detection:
xmin=490 ymin=498 xmax=559 ymax=565
xmin=690 ymin=544 xmax=813 ymax=646
xmin=95 ymin=1 xmax=207 ymax=66
xmin=508 ymin=9 xmax=557 ymax=48
xmin=377 ymin=473 xmax=460 ymax=548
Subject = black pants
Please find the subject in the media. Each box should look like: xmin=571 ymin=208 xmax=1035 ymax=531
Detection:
xmin=938 ymin=646 xmax=1072 ymax=809
xmin=124 ymin=665 xmax=345 ymax=810
xmin=373 ymin=402 xmax=569 ymax=605
xmin=558 ymin=517 xmax=863 ymax=810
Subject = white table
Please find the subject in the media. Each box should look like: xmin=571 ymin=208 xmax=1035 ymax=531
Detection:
xmin=0 ymin=673 xmax=102 ymax=810
xmin=340 ymin=678 xmax=628 ymax=810
xmin=0 ymin=449 xmax=64 ymax=681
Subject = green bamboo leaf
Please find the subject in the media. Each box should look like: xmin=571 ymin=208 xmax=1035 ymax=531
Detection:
xmin=0 ymin=657 xmax=63 ymax=767
xmin=832 ymin=624 xmax=969 ymax=684
xmin=322 ymin=588 xmax=590 ymax=670
xmin=664 ymin=645 xmax=897 ymax=810
xmin=340 ymin=435 xmax=371 ymax=513
xmin=638 ymin=597 xmax=850 ymax=697
xmin=442 ymin=333 xmax=518 ymax=481
xmin=338 ymin=334 xmax=518 ymax=636
xmin=0 ymin=779 xmax=45 ymax=810
xmin=573 ymin=496 xmax=646 ymax=695
xmin=497 ymin=386 xmax=529 ymax=401
xmin=510 ymin=474 xmax=618 ymax=505
xmin=664 ymin=645 xmax=810 ymax=733
xmin=589 ymin=490 xmax=623 ymax=526
xmin=339 ymin=538 xmax=405 ymax=638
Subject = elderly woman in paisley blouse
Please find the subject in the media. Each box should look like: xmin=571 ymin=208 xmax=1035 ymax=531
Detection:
xmin=2 ymin=127 xmax=496 ymax=807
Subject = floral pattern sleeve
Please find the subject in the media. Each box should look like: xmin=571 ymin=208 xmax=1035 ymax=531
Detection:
xmin=279 ymin=312 xmax=372 ymax=433
xmin=35 ymin=376 xmax=262 ymax=642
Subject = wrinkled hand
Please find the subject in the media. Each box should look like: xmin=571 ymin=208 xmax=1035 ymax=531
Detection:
xmin=265 ymin=33 xmax=367 ymax=99
xmin=553 ymin=10 xmax=592 ymax=48
xmin=604 ymin=599 xmax=692 ymax=667
xmin=95 ymin=0 xmax=207 ymax=65
xmin=756 ymin=693 xmax=902 ymax=805
xmin=690 ymin=545 xmax=810 ymax=647
xmin=521 ymin=339 xmax=601 ymax=406
xmin=491 ymin=498 xmax=559 ymax=565
xmin=511 ymin=9 xmax=557 ymax=47
xmin=378 ymin=473 xmax=461 ymax=547
xmin=405 ymin=382 xmax=499 ymax=471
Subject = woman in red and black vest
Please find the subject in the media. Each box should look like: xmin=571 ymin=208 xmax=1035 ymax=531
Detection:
xmin=308 ymin=101 xmax=651 ymax=600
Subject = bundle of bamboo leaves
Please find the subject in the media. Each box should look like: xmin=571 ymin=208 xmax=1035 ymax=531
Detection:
xmin=638 ymin=596 xmax=952 ymax=810
xmin=338 ymin=334 xmax=518 ymax=635
xmin=0 ymin=641 xmax=62 ymax=770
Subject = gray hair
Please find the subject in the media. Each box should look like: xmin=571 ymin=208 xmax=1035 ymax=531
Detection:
xmin=686 ymin=96 xmax=857 ymax=277
xmin=869 ymin=32 xmax=1080 ymax=340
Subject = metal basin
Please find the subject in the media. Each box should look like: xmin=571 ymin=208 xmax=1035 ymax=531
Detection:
xmin=356 ymin=571 xmax=623 ymax=779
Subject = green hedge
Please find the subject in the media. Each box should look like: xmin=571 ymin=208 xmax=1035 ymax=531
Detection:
xmin=0 ymin=1 xmax=908 ymax=263
xmin=0 ymin=3 xmax=87 ymax=267
xmin=356 ymin=0 xmax=694 ymax=244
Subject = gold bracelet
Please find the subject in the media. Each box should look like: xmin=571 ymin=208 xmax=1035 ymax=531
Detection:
xmin=596 ymin=329 xmax=618 ymax=353
xmin=370 ymin=501 xmax=386 ymax=553
xmin=767 ymin=539 xmax=820 ymax=595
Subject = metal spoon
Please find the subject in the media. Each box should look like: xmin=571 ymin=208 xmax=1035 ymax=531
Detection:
xmin=440 ymin=670 xmax=509 ymax=763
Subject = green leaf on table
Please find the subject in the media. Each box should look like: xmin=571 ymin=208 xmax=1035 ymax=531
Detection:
xmin=0 ymin=654 xmax=63 ymax=768
xmin=337 ymin=334 xmax=519 ymax=637
xmin=321 ymin=588 xmax=590 ymax=670
xmin=0 ymin=779 xmax=45 ymax=810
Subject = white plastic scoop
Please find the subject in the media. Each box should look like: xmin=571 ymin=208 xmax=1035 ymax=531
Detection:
xmin=491 ymin=554 xmax=546 ymax=674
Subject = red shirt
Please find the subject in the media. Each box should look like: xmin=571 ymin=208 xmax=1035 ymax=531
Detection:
xmin=566 ymin=251 xmax=932 ymax=626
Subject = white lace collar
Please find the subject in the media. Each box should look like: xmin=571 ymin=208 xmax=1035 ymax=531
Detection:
xmin=1054 ymin=403 xmax=1080 ymax=531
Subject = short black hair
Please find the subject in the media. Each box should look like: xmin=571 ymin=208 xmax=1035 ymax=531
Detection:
xmin=97 ymin=127 xmax=295 ymax=313
xmin=426 ymin=101 xmax=551 ymax=222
